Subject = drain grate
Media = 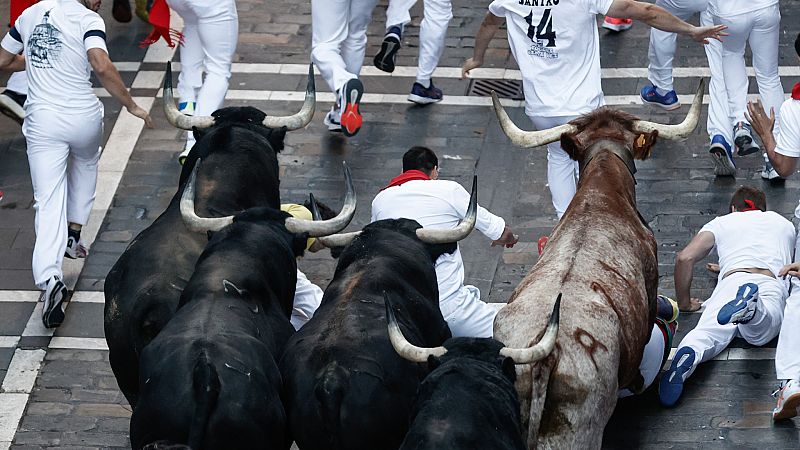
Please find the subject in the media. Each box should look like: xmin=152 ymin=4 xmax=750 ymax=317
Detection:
xmin=467 ymin=79 xmax=524 ymax=100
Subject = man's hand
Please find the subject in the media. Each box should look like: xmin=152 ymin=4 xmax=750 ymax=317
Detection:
xmin=706 ymin=262 xmax=720 ymax=274
xmin=679 ymin=297 xmax=703 ymax=313
xmin=745 ymin=100 xmax=776 ymax=138
xmin=491 ymin=226 xmax=519 ymax=248
xmin=779 ymin=262 xmax=800 ymax=278
xmin=689 ymin=24 xmax=727 ymax=44
xmin=461 ymin=58 xmax=483 ymax=79
xmin=128 ymin=104 xmax=154 ymax=128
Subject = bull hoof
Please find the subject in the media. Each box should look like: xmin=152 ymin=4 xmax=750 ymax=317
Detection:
xmin=112 ymin=0 xmax=132 ymax=23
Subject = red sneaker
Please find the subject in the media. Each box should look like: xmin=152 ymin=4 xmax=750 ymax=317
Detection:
xmin=602 ymin=17 xmax=633 ymax=32
xmin=338 ymin=78 xmax=364 ymax=137
xmin=537 ymin=236 xmax=549 ymax=256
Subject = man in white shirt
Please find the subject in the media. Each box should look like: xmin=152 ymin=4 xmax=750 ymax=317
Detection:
xmin=0 ymin=0 xmax=153 ymax=328
xmin=462 ymin=0 xmax=726 ymax=218
xmin=371 ymin=146 xmax=518 ymax=337
xmin=659 ymin=186 xmax=795 ymax=411
xmin=742 ymin=33 xmax=800 ymax=420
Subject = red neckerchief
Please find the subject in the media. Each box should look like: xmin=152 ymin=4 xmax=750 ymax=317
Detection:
xmin=381 ymin=170 xmax=430 ymax=191
xmin=793 ymin=83 xmax=800 ymax=101
xmin=740 ymin=200 xmax=760 ymax=212
xmin=139 ymin=0 xmax=183 ymax=48
xmin=10 ymin=0 xmax=37 ymax=27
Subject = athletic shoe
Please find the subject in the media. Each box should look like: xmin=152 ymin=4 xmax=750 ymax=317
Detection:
xmin=709 ymin=135 xmax=736 ymax=177
xmin=656 ymin=295 xmax=679 ymax=323
xmin=64 ymin=228 xmax=88 ymax=259
xmin=602 ymin=17 xmax=633 ymax=32
xmin=0 ymin=89 xmax=26 ymax=124
xmin=773 ymin=379 xmax=800 ymax=420
xmin=338 ymin=79 xmax=364 ymax=137
xmin=640 ymin=85 xmax=680 ymax=111
xmin=41 ymin=276 xmax=68 ymax=328
xmin=323 ymin=107 xmax=342 ymax=132
xmin=178 ymin=101 xmax=195 ymax=116
xmin=733 ymin=122 xmax=760 ymax=156
xmin=112 ymin=0 xmax=132 ymax=23
xmin=659 ymin=347 xmax=696 ymax=407
xmin=374 ymin=26 xmax=402 ymax=73
xmin=177 ymin=102 xmax=196 ymax=165
xmin=717 ymin=282 xmax=759 ymax=325
xmin=408 ymin=80 xmax=443 ymax=105
xmin=762 ymin=156 xmax=781 ymax=180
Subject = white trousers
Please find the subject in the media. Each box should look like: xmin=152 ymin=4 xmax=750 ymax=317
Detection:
xmin=23 ymin=104 xmax=104 ymax=288
xmin=529 ymin=114 xmax=579 ymax=219
xmin=618 ymin=324 xmax=667 ymax=398
xmin=7 ymin=71 xmax=28 ymax=95
xmin=439 ymin=284 xmax=498 ymax=338
xmin=291 ymin=269 xmax=323 ymax=330
xmin=168 ymin=0 xmax=238 ymax=144
xmin=713 ymin=5 xmax=783 ymax=130
xmin=778 ymin=234 xmax=800 ymax=380
xmin=678 ymin=272 xmax=785 ymax=380
xmin=646 ymin=1 xmax=729 ymax=141
xmin=385 ymin=0 xmax=452 ymax=84
xmin=311 ymin=0 xmax=379 ymax=93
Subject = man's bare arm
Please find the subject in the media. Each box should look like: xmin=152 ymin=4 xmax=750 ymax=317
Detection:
xmin=88 ymin=48 xmax=153 ymax=127
xmin=746 ymin=100 xmax=798 ymax=178
xmin=462 ymin=13 xmax=505 ymax=78
xmin=674 ymin=231 xmax=715 ymax=312
xmin=607 ymin=0 xmax=727 ymax=44
xmin=0 ymin=48 xmax=26 ymax=72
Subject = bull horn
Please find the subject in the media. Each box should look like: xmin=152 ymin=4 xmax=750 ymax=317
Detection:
xmin=492 ymin=91 xmax=577 ymax=147
xmin=632 ymin=78 xmax=706 ymax=140
xmin=261 ymin=64 xmax=316 ymax=130
xmin=415 ymin=175 xmax=478 ymax=244
xmin=499 ymin=294 xmax=561 ymax=364
xmin=179 ymin=159 xmax=235 ymax=232
xmin=384 ymin=292 xmax=446 ymax=363
xmin=285 ymin=161 xmax=356 ymax=237
xmin=163 ymin=63 xmax=216 ymax=130
xmin=308 ymin=193 xmax=361 ymax=247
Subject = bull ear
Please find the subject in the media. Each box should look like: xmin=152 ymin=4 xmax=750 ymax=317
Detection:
xmin=501 ymin=357 xmax=517 ymax=381
xmin=560 ymin=133 xmax=583 ymax=161
xmin=632 ymin=131 xmax=658 ymax=160
xmin=427 ymin=354 xmax=441 ymax=371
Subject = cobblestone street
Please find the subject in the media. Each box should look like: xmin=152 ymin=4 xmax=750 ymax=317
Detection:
xmin=1 ymin=0 xmax=799 ymax=448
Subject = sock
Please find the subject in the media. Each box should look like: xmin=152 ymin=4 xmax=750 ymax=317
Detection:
xmin=67 ymin=227 xmax=81 ymax=242
xmin=655 ymin=87 xmax=671 ymax=97
xmin=386 ymin=25 xmax=402 ymax=39
xmin=416 ymin=78 xmax=431 ymax=89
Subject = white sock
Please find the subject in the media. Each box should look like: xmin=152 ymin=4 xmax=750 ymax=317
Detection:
xmin=416 ymin=78 xmax=431 ymax=89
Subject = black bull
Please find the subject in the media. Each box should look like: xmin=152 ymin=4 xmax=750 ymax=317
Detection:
xmin=279 ymin=218 xmax=456 ymax=450
xmin=129 ymin=206 xmax=305 ymax=449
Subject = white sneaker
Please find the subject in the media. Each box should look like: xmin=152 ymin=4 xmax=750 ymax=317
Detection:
xmin=323 ymin=106 xmax=342 ymax=132
xmin=41 ymin=276 xmax=68 ymax=328
xmin=773 ymin=379 xmax=800 ymax=420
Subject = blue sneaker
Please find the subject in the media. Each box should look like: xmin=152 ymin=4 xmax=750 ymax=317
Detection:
xmin=717 ymin=282 xmax=759 ymax=325
xmin=709 ymin=135 xmax=736 ymax=177
xmin=640 ymin=85 xmax=680 ymax=111
xmin=408 ymin=80 xmax=443 ymax=105
xmin=659 ymin=347 xmax=696 ymax=407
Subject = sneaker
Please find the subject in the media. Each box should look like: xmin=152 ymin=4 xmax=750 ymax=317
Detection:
xmin=709 ymin=135 xmax=736 ymax=177
xmin=374 ymin=26 xmax=402 ymax=73
xmin=408 ymin=80 xmax=443 ymax=105
xmin=178 ymin=101 xmax=195 ymax=116
xmin=733 ymin=122 xmax=760 ymax=156
xmin=659 ymin=347 xmax=696 ymax=407
xmin=602 ymin=17 xmax=633 ymax=32
xmin=41 ymin=276 xmax=68 ymax=328
xmin=717 ymin=282 xmax=759 ymax=325
xmin=762 ymin=156 xmax=781 ymax=180
xmin=773 ymin=379 xmax=800 ymax=420
xmin=0 ymin=89 xmax=26 ymax=124
xmin=64 ymin=228 xmax=88 ymax=259
xmin=338 ymin=79 xmax=364 ymax=137
xmin=640 ymin=85 xmax=680 ymax=111
xmin=656 ymin=295 xmax=679 ymax=323
xmin=323 ymin=107 xmax=342 ymax=132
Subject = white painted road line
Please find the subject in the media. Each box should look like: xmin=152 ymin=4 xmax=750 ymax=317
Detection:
xmin=49 ymin=337 xmax=109 ymax=351
xmin=0 ymin=393 xmax=29 ymax=443
xmin=0 ymin=337 xmax=20 ymax=348
xmin=1 ymin=349 xmax=46 ymax=393
xmin=0 ymin=291 xmax=39 ymax=302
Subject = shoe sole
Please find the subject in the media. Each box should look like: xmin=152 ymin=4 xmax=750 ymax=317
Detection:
xmin=709 ymin=147 xmax=736 ymax=177
xmin=717 ymin=283 xmax=758 ymax=325
xmin=641 ymin=97 xmax=681 ymax=111
xmin=340 ymin=80 xmax=364 ymax=137
xmin=374 ymin=37 xmax=400 ymax=73
xmin=408 ymin=93 xmax=443 ymax=105
xmin=602 ymin=23 xmax=632 ymax=32
xmin=773 ymin=391 xmax=800 ymax=420
xmin=659 ymin=354 xmax=693 ymax=407
xmin=42 ymin=284 xmax=67 ymax=328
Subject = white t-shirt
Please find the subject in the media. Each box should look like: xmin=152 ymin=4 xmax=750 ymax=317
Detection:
xmin=1 ymin=0 xmax=107 ymax=113
xmin=488 ymin=0 xmax=613 ymax=118
xmin=708 ymin=0 xmax=779 ymax=18
xmin=699 ymin=210 xmax=795 ymax=278
xmin=371 ymin=179 xmax=506 ymax=304
xmin=774 ymin=97 xmax=800 ymax=217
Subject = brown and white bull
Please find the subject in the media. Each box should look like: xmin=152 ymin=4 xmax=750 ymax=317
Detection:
xmin=491 ymin=81 xmax=705 ymax=449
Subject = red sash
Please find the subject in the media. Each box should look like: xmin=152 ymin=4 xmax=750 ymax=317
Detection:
xmin=10 ymin=0 xmax=37 ymax=27
xmin=741 ymin=200 xmax=760 ymax=212
xmin=139 ymin=0 xmax=183 ymax=48
xmin=381 ymin=170 xmax=430 ymax=191
xmin=793 ymin=83 xmax=800 ymax=101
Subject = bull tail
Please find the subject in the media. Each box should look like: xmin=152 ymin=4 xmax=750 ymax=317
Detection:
xmin=187 ymin=350 xmax=220 ymax=449
xmin=314 ymin=362 xmax=347 ymax=448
